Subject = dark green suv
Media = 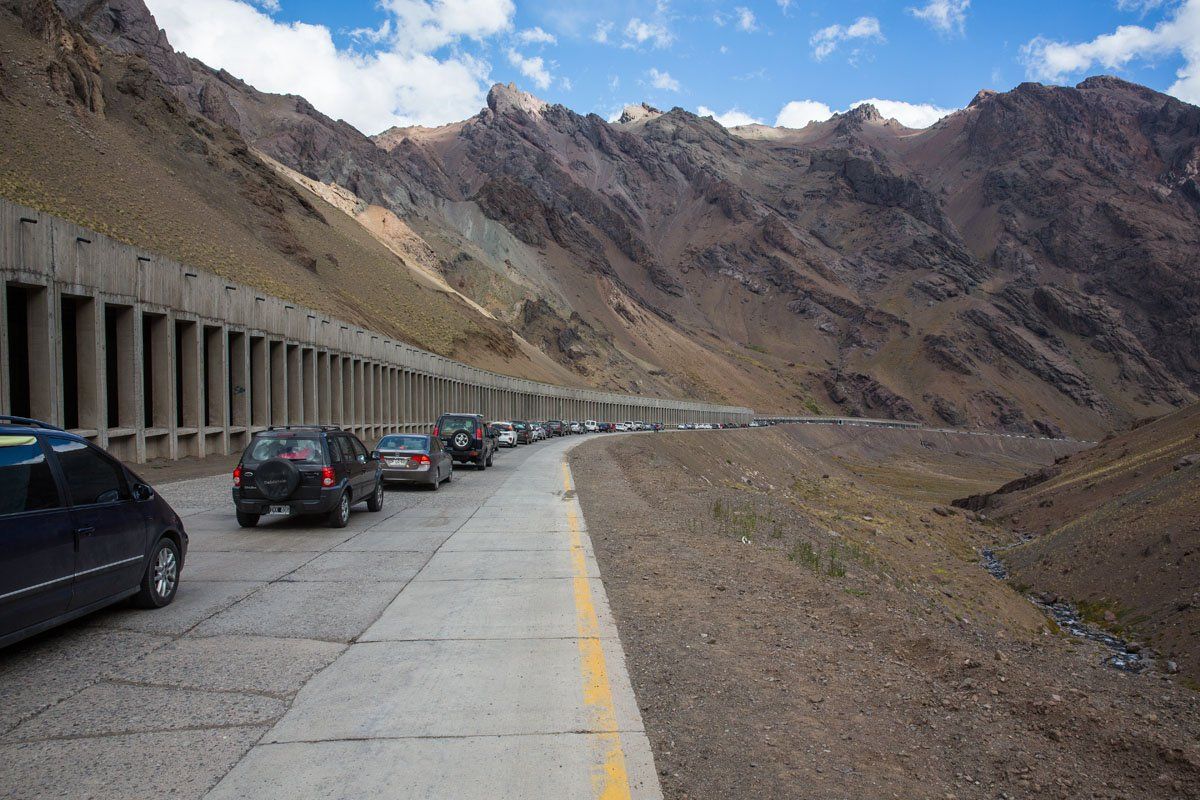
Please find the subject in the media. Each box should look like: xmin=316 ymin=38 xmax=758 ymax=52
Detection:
xmin=232 ymin=426 xmax=384 ymax=528
xmin=434 ymin=413 xmax=497 ymax=470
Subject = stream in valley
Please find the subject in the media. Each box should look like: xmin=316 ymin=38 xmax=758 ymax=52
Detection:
xmin=981 ymin=547 xmax=1150 ymax=673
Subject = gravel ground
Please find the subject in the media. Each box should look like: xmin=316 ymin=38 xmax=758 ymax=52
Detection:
xmin=571 ymin=426 xmax=1200 ymax=800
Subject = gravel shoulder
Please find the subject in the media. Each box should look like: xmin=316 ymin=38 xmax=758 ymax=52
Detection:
xmin=571 ymin=427 xmax=1200 ymax=800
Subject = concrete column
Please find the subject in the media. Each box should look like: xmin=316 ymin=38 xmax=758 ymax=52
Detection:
xmin=29 ymin=285 xmax=59 ymax=426
xmin=287 ymin=345 xmax=302 ymax=424
xmin=303 ymin=348 xmax=317 ymax=424
xmin=228 ymin=330 xmax=248 ymax=430
xmin=270 ymin=341 xmax=286 ymax=426
xmin=249 ymin=337 xmax=267 ymax=428
xmin=204 ymin=325 xmax=228 ymax=454
xmin=318 ymin=351 xmax=332 ymax=426
xmin=71 ymin=295 xmax=102 ymax=433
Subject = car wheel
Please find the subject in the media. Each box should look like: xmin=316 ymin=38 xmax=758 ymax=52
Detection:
xmin=445 ymin=466 xmax=453 ymax=483
xmin=476 ymin=455 xmax=487 ymax=470
xmin=367 ymin=481 xmax=384 ymax=512
xmin=236 ymin=510 xmax=260 ymax=528
xmin=133 ymin=537 xmax=181 ymax=609
xmin=486 ymin=451 xmax=494 ymax=467
xmin=429 ymin=473 xmax=440 ymax=491
xmin=328 ymin=491 xmax=351 ymax=528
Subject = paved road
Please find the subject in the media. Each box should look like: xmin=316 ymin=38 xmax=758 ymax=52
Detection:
xmin=0 ymin=435 xmax=661 ymax=799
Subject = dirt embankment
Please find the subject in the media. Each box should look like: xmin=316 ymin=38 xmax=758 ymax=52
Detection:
xmin=571 ymin=426 xmax=1200 ymax=800
xmin=972 ymin=403 xmax=1200 ymax=682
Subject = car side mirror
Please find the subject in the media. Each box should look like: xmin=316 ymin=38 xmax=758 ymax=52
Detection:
xmin=370 ymin=450 xmax=380 ymax=461
xmin=132 ymin=482 xmax=154 ymax=502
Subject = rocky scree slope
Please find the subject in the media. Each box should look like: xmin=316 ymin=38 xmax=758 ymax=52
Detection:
xmin=41 ymin=1 xmax=1200 ymax=432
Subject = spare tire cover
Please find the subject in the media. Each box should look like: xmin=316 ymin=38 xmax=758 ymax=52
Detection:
xmin=451 ymin=431 xmax=472 ymax=451
xmin=255 ymin=458 xmax=301 ymax=501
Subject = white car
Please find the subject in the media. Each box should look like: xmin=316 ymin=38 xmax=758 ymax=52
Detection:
xmin=584 ymin=420 xmax=599 ymax=432
xmin=615 ymin=422 xmax=628 ymax=432
xmin=493 ymin=422 xmax=517 ymax=447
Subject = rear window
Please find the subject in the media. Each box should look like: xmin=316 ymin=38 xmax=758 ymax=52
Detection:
xmin=512 ymin=422 xmax=527 ymax=430
xmin=494 ymin=423 xmax=513 ymax=431
xmin=0 ymin=435 xmax=61 ymax=515
xmin=246 ymin=436 xmax=326 ymax=465
xmin=438 ymin=416 xmax=478 ymax=433
xmin=378 ymin=436 xmax=429 ymax=451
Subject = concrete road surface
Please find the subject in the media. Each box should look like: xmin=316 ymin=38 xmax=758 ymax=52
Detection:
xmin=0 ymin=435 xmax=661 ymax=800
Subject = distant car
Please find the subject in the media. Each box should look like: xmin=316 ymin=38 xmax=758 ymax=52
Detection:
xmin=511 ymin=421 xmax=535 ymax=445
xmin=0 ymin=417 xmax=189 ymax=649
xmin=568 ymin=421 xmax=583 ymax=434
xmin=584 ymin=420 xmax=599 ymax=433
xmin=615 ymin=423 xmax=628 ymax=432
xmin=233 ymin=425 xmax=384 ymax=528
xmin=598 ymin=422 xmax=613 ymax=432
xmin=547 ymin=420 xmax=566 ymax=437
xmin=493 ymin=422 xmax=518 ymax=448
xmin=375 ymin=433 xmax=453 ymax=490
xmin=435 ymin=413 xmax=497 ymax=469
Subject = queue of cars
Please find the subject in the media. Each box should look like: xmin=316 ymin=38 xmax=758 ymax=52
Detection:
xmin=1 ymin=411 xmax=742 ymax=648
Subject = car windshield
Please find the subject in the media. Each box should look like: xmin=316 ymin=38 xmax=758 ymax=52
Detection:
xmin=378 ymin=435 xmax=428 ymax=452
xmin=513 ymin=422 xmax=527 ymax=430
xmin=247 ymin=436 xmax=325 ymax=464
xmin=439 ymin=416 xmax=477 ymax=433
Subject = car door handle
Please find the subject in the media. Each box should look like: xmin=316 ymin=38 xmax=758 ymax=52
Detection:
xmin=75 ymin=526 xmax=96 ymax=536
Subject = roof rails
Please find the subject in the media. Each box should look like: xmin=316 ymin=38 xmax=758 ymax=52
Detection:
xmin=0 ymin=416 xmax=66 ymax=432
xmin=263 ymin=425 xmax=344 ymax=432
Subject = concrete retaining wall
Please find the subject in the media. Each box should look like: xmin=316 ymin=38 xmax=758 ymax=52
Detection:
xmin=0 ymin=199 xmax=752 ymax=462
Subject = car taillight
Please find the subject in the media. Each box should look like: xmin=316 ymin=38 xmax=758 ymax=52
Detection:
xmin=412 ymin=454 xmax=431 ymax=465
xmin=321 ymin=466 xmax=335 ymax=487
xmin=232 ymin=466 xmax=242 ymax=487
xmin=476 ymin=427 xmax=483 ymax=439
xmin=432 ymin=426 xmax=439 ymax=437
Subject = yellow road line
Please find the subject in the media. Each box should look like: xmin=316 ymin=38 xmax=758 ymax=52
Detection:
xmin=562 ymin=461 xmax=633 ymax=800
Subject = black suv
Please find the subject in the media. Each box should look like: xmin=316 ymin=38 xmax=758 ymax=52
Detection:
xmin=232 ymin=426 xmax=384 ymax=528
xmin=0 ymin=417 xmax=187 ymax=649
xmin=434 ymin=413 xmax=497 ymax=470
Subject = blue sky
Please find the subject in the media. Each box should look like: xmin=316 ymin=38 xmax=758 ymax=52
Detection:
xmin=144 ymin=0 xmax=1200 ymax=133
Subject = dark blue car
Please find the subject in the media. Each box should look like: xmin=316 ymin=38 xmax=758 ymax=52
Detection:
xmin=0 ymin=417 xmax=187 ymax=649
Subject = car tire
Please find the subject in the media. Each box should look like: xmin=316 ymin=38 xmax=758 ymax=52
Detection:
xmin=486 ymin=451 xmax=494 ymax=467
xmin=429 ymin=474 xmax=440 ymax=491
xmin=367 ymin=481 xmax=384 ymax=512
xmin=476 ymin=455 xmax=487 ymax=470
xmin=445 ymin=466 xmax=453 ymax=483
xmin=328 ymin=491 xmax=351 ymax=528
xmin=236 ymin=510 xmax=260 ymax=528
xmin=132 ymin=537 xmax=181 ymax=609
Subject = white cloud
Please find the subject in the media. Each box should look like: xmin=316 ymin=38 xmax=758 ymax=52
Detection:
xmin=1020 ymin=0 xmax=1200 ymax=103
xmin=145 ymin=0 xmax=515 ymax=132
xmin=907 ymin=0 xmax=970 ymax=36
xmin=775 ymin=99 xmax=834 ymax=127
xmin=698 ymin=105 xmax=763 ymax=127
xmin=735 ymin=7 xmax=757 ymax=32
xmin=810 ymin=16 xmax=884 ymax=60
xmin=515 ymin=26 xmax=556 ymax=45
xmin=777 ymin=0 xmax=793 ymax=12
xmin=649 ymin=67 xmax=680 ymax=91
xmin=775 ymin=97 xmax=956 ymax=128
xmin=506 ymin=48 xmax=552 ymax=90
xmin=593 ymin=21 xmax=613 ymax=43
xmin=625 ymin=17 xmax=674 ymax=48
xmin=249 ymin=0 xmax=279 ymax=12
xmin=1116 ymin=0 xmax=1168 ymax=13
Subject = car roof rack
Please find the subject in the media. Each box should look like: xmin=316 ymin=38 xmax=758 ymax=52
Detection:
xmin=263 ymin=425 xmax=344 ymax=432
xmin=0 ymin=415 xmax=66 ymax=432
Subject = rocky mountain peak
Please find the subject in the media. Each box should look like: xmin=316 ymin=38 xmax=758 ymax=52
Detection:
xmin=486 ymin=82 xmax=547 ymax=116
xmin=969 ymin=89 xmax=998 ymax=108
xmin=845 ymin=103 xmax=884 ymax=123
xmin=617 ymin=103 xmax=663 ymax=125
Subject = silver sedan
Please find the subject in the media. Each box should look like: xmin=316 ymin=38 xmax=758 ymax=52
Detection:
xmin=374 ymin=434 xmax=453 ymax=490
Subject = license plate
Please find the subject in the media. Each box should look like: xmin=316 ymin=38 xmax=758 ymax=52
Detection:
xmin=267 ymin=505 xmax=292 ymax=515
xmin=386 ymin=458 xmax=408 ymax=467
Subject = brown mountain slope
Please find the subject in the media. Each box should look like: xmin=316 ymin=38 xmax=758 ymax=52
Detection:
xmin=37 ymin=1 xmax=1200 ymax=432
xmin=0 ymin=0 xmax=578 ymax=383
xmin=956 ymin=402 xmax=1200 ymax=681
